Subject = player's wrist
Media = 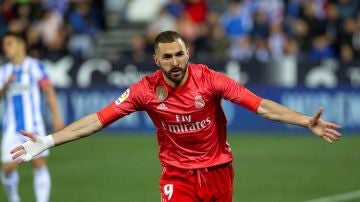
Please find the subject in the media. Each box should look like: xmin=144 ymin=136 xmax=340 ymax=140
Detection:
xmin=43 ymin=134 xmax=55 ymax=148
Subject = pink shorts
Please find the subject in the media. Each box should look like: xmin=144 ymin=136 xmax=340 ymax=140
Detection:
xmin=159 ymin=162 xmax=233 ymax=202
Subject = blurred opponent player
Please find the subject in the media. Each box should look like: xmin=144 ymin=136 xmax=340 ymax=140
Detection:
xmin=11 ymin=31 xmax=341 ymax=202
xmin=0 ymin=32 xmax=64 ymax=202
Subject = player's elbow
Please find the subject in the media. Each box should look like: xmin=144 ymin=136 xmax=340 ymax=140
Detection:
xmin=257 ymin=99 xmax=278 ymax=120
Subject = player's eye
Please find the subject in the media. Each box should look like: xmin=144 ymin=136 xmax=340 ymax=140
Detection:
xmin=176 ymin=52 xmax=184 ymax=57
xmin=163 ymin=54 xmax=172 ymax=59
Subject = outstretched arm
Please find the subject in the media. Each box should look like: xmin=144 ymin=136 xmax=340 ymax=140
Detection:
xmin=11 ymin=113 xmax=103 ymax=161
xmin=257 ymin=99 xmax=341 ymax=143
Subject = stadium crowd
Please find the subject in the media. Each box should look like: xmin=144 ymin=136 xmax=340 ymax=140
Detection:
xmin=1 ymin=0 xmax=360 ymax=63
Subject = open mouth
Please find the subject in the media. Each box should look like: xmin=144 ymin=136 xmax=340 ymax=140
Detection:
xmin=171 ymin=69 xmax=182 ymax=77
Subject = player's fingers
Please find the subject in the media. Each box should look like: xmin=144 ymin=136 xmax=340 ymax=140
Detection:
xmin=326 ymin=128 xmax=342 ymax=140
xmin=11 ymin=150 xmax=26 ymax=160
xmin=322 ymin=135 xmax=333 ymax=144
xmin=14 ymin=153 xmax=33 ymax=163
xmin=10 ymin=145 xmax=24 ymax=154
xmin=326 ymin=122 xmax=342 ymax=129
xmin=313 ymin=107 xmax=323 ymax=121
xmin=20 ymin=130 xmax=37 ymax=142
xmin=325 ymin=133 xmax=339 ymax=142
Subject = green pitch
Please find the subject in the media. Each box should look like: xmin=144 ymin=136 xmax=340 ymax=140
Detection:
xmin=1 ymin=133 xmax=359 ymax=202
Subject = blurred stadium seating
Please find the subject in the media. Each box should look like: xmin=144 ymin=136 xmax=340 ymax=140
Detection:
xmin=0 ymin=0 xmax=359 ymax=132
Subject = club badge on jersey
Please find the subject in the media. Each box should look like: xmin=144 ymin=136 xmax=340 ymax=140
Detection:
xmin=156 ymin=86 xmax=168 ymax=102
xmin=194 ymin=95 xmax=205 ymax=109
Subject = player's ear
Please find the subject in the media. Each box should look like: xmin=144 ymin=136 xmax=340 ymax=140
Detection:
xmin=186 ymin=48 xmax=190 ymax=60
xmin=153 ymin=54 xmax=160 ymax=67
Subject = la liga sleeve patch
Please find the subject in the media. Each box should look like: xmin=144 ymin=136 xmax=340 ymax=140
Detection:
xmin=115 ymin=89 xmax=130 ymax=105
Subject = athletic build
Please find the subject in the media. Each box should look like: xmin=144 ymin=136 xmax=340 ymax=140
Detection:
xmin=10 ymin=31 xmax=341 ymax=202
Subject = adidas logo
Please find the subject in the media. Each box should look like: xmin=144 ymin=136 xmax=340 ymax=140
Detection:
xmin=157 ymin=103 xmax=168 ymax=110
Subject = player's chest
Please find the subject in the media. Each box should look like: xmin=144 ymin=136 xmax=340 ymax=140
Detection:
xmin=7 ymin=67 xmax=34 ymax=95
xmin=145 ymin=85 xmax=215 ymax=119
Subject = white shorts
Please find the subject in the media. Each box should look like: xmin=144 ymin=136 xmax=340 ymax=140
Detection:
xmin=1 ymin=132 xmax=49 ymax=163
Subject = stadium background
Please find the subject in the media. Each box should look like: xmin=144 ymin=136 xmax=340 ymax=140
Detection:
xmin=0 ymin=0 xmax=359 ymax=201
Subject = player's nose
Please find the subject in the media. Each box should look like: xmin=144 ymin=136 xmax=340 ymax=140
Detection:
xmin=171 ymin=56 xmax=179 ymax=66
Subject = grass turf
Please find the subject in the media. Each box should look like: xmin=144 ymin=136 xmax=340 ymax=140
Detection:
xmin=1 ymin=133 xmax=359 ymax=202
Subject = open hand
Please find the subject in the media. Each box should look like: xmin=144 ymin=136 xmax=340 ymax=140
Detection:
xmin=308 ymin=108 xmax=342 ymax=143
xmin=11 ymin=131 xmax=54 ymax=162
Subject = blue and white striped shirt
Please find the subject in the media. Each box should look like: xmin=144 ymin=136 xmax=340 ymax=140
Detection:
xmin=0 ymin=56 xmax=49 ymax=137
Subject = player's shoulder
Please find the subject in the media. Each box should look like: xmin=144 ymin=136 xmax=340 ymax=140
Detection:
xmin=127 ymin=70 xmax=162 ymax=103
xmin=0 ymin=61 xmax=8 ymax=69
xmin=0 ymin=60 xmax=11 ymax=71
xmin=189 ymin=63 xmax=215 ymax=78
xmin=139 ymin=69 xmax=163 ymax=89
xmin=25 ymin=56 xmax=43 ymax=66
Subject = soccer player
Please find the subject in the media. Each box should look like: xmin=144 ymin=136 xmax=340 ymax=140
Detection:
xmin=0 ymin=32 xmax=64 ymax=202
xmin=10 ymin=31 xmax=341 ymax=202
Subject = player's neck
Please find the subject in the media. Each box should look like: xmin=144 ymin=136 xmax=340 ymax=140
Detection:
xmin=11 ymin=53 xmax=26 ymax=66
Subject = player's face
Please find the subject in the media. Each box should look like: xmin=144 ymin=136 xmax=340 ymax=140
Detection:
xmin=3 ymin=36 xmax=24 ymax=61
xmin=154 ymin=39 xmax=190 ymax=87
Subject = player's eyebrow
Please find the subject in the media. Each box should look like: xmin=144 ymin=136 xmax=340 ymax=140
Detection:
xmin=162 ymin=50 xmax=184 ymax=58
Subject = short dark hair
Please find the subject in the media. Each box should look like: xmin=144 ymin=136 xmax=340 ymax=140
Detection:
xmin=154 ymin=31 xmax=186 ymax=53
xmin=2 ymin=31 xmax=27 ymax=45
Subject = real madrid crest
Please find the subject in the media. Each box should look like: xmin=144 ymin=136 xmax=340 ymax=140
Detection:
xmin=155 ymin=86 xmax=168 ymax=102
xmin=194 ymin=95 xmax=205 ymax=109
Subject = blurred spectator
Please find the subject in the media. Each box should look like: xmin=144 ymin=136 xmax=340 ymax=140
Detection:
xmin=339 ymin=42 xmax=355 ymax=62
xmin=228 ymin=36 xmax=254 ymax=61
xmin=123 ymin=34 xmax=151 ymax=63
xmin=1 ymin=0 xmax=16 ymax=24
xmin=253 ymin=36 xmax=270 ymax=62
xmin=324 ymin=3 xmax=341 ymax=45
xmin=351 ymin=12 xmax=360 ymax=54
xmin=176 ymin=12 xmax=199 ymax=45
xmin=66 ymin=0 xmax=101 ymax=58
xmin=339 ymin=17 xmax=357 ymax=45
xmin=165 ymin=0 xmax=184 ymax=18
xmin=46 ymin=23 xmax=69 ymax=61
xmin=220 ymin=1 xmax=247 ymax=39
xmin=209 ymin=23 xmax=230 ymax=60
xmin=286 ymin=0 xmax=303 ymax=18
xmin=16 ymin=3 xmax=31 ymax=27
xmin=104 ymin=0 xmax=129 ymax=28
xmin=36 ymin=9 xmax=64 ymax=48
xmin=289 ymin=18 xmax=309 ymax=51
xmin=254 ymin=0 xmax=284 ymax=23
xmin=308 ymin=35 xmax=335 ymax=61
xmin=26 ymin=26 xmax=46 ymax=58
xmin=268 ymin=21 xmax=286 ymax=59
xmin=126 ymin=0 xmax=167 ymax=22
xmin=284 ymin=37 xmax=299 ymax=56
xmin=42 ymin=0 xmax=69 ymax=15
xmin=207 ymin=0 xmax=228 ymax=14
xmin=147 ymin=6 xmax=177 ymax=42
xmin=183 ymin=0 xmax=208 ymax=24
xmin=67 ymin=1 xmax=100 ymax=35
xmin=301 ymin=1 xmax=326 ymax=38
xmin=7 ymin=18 xmax=27 ymax=33
xmin=251 ymin=10 xmax=269 ymax=38
xmin=337 ymin=0 xmax=359 ymax=21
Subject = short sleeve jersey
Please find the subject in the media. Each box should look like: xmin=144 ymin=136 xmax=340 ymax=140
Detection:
xmin=0 ymin=57 xmax=50 ymax=137
xmin=97 ymin=64 xmax=262 ymax=169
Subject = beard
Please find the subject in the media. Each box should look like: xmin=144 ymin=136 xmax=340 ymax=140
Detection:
xmin=162 ymin=65 xmax=187 ymax=85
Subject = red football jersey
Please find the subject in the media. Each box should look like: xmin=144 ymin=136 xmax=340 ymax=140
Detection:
xmin=97 ymin=64 xmax=262 ymax=169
